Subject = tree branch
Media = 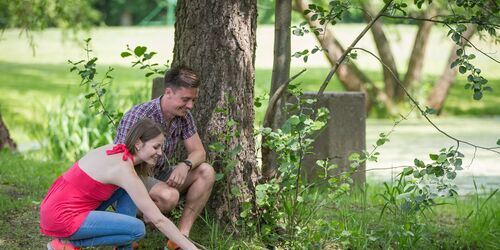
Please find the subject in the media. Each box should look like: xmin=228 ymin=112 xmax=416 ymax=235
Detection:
xmin=316 ymin=0 xmax=394 ymax=99
xmin=352 ymin=47 xmax=500 ymax=155
xmin=263 ymin=68 xmax=307 ymax=128
xmin=381 ymin=15 xmax=500 ymax=64
xmin=381 ymin=14 xmax=500 ymax=29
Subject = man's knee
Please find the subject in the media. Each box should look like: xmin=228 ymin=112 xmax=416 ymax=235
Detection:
xmin=149 ymin=184 xmax=180 ymax=212
xmin=195 ymin=163 xmax=216 ymax=185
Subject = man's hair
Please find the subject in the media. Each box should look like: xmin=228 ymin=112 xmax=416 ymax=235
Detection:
xmin=124 ymin=118 xmax=165 ymax=176
xmin=164 ymin=65 xmax=200 ymax=89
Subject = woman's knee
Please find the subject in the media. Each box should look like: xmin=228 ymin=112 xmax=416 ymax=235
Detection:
xmin=129 ymin=218 xmax=146 ymax=240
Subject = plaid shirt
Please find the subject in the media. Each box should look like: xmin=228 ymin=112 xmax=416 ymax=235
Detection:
xmin=114 ymin=96 xmax=197 ymax=170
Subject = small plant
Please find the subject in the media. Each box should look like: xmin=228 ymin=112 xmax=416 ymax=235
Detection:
xmin=68 ymin=38 xmax=121 ymax=127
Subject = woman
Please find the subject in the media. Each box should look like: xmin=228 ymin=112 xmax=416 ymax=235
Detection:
xmin=40 ymin=118 xmax=197 ymax=250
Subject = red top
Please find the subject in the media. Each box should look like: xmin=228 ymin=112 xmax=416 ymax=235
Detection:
xmin=39 ymin=144 xmax=133 ymax=237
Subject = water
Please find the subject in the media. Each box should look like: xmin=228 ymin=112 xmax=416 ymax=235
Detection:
xmin=366 ymin=117 xmax=500 ymax=194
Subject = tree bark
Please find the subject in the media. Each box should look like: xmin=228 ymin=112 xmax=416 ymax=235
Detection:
xmin=172 ymin=0 xmax=258 ymax=228
xmin=401 ymin=7 xmax=437 ymax=101
xmin=262 ymin=0 xmax=292 ymax=180
xmin=426 ymin=24 xmax=476 ymax=113
xmin=361 ymin=0 xmax=400 ymax=101
xmin=0 ymin=112 xmax=17 ymax=151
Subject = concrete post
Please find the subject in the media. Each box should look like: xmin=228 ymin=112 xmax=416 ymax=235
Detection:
xmin=301 ymin=92 xmax=366 ymax=185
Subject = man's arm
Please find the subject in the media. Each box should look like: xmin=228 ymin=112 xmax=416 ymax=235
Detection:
xmin=182 ymin=132 xmax=206 ymax=170
xmin=166 ymin=132 xmax=205 ymax=188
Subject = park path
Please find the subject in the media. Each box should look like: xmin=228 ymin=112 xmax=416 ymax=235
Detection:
xmin=366 ymin=117 xmax=500 ymax=194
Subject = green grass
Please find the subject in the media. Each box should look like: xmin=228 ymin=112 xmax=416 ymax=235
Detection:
xmin=1 ymin=150 xmax=498 ymax=249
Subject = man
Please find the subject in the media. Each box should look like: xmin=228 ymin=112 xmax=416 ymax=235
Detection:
xmin=114 ymin=66 xmax=215 ymax=245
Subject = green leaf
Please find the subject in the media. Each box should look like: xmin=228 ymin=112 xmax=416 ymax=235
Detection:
xmin=134 ymin=46 xmax=147 ymax=57
xmin=376 ymin=138 xmax=386 ymax=146
xmin=425 ymin=107 xmax=436 ymax=115
xmin=456 ymin=24 xmax=467 ymax=33
xmin=215 ymin=173 xmax=224 ymax=181
xmin=451 ymin=32 xmax=461 ymax=43
xmin=447 ymin=171 xmax=457 ymax=180
xmin=414 ymin=158 xmax=425 ymax=168
xmin=437 ymin=154 xmax=447 ymax=163
xmin=483 ymin=86 xmax=493 ymax=92
xmin=402 ymin=167 xmax=413 ymax=176
xmin=120 ymin=52 xmax=132 ymax=58
xmin=497 ymin=139 xmax=500 ymax=146
xmin=450 ymin=59 xmax=460 ymax=68
xmin=231 ymin=187 xmax=241 ymax=196
xmin=429 ymin=154 xmax=438 ymax=160
xmin=473 ymin=91 xmax=483 ymax=100
xmin=459 ymin=66 xmax=467 ymax=74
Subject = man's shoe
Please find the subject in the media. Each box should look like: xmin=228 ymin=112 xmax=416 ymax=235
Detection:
xmin=46 ymin=238 xmax=80 ymax=250
xmin=167 ymin=239 xmax=181 ymax=250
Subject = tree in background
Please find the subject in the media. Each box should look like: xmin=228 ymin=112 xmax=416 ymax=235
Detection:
xmin=93 ymin=0 xmax=172 ymax=26
xmin=0 ymin=0 xmax=100 ymax=46
xmin=0 ymin=0 xmax=101 ymax=151
xmin=293 ymin=0 xmax=498 ymax=115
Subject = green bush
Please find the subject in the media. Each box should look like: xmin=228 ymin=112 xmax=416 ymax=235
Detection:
xmin=30 ymin=89 xmax=148 ymax=162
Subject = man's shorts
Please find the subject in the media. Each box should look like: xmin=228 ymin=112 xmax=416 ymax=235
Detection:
xmin=140 ymin=166 xmax=176 ymax=191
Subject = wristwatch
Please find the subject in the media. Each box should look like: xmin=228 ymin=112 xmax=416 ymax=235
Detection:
xmin=181 ymin=160 xmax=193 ymax=171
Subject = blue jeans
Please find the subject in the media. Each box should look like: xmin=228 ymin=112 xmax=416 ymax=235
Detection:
xmin=66 ymin=188 xmax=145 ymax=250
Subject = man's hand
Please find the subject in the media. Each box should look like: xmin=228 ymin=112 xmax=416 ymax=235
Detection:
xmin=166 ymin=163 xmax=190 ymax=188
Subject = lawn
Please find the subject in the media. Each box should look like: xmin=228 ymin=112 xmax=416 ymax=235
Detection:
xmin=0 ymin=150 xmax=498 ymax=249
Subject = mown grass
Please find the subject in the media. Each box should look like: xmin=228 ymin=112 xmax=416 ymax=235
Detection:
xmin=1 ymin=150 xmax=498 ymax=249
xmin=2 ymin=60 xmax=500 ymax=145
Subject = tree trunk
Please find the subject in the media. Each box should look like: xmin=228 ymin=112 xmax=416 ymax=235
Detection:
xmin=0 ymin=112 xmax=17 ymax=151
xmin=262 ymin=0 xmax=292 ymax=180
xmin=401 ymin=7 xmax=436 ymax=101
xmin=426 ymin=25 xmax=476 ymax=113
xmin=172 ymin=0 xmax=258 ymax=228
xmin=295 ymin=0 xmax=398 ymax=115
xmin=361 ymin=0 xmax=400 ymax=101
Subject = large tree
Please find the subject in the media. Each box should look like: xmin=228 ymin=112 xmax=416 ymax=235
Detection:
xmin=172 ymin=0 xmax=258 ymax=226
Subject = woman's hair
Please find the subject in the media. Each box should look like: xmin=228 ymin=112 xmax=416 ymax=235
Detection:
xmin=124 ymin=118 xmax=165 ymax=176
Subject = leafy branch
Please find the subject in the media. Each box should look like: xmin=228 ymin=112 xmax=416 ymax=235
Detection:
xmin=351 ymin=46 xmax=500 ymax=154
xmin=121 ymin=45 xmax=168 ymax=77
xmin=68 ymin=38 xmax=119 ymax=127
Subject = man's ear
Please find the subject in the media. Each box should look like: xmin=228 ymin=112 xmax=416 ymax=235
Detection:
xmin=164 ymin=87 xmax=174 ymax=97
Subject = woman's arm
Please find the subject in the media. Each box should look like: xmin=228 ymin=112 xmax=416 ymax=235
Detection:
xmin=113 ymin=166 xmax=198 ymax=250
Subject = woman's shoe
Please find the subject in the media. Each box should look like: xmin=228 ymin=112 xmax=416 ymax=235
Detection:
xmin=46 ymin=238 xmax=80 ymax=250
